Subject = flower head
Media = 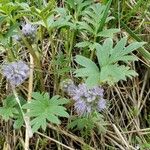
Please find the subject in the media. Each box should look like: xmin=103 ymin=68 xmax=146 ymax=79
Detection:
xmin=62 ymin=79 xmax=106 ymax=116
xmin=2 ymin=61 xmax=29 ymax=87
xmin=13 ymin=22 xmax=37 ymax=43
xmin=22 ymin=23 xmax=37 ymax=36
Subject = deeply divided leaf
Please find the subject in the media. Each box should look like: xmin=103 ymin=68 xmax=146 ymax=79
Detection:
xmin=23 ymin=92 xmax=69 ymax=132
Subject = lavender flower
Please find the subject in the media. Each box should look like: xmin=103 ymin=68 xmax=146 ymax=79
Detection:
xmin=1 ymin=61 xmax=30 ymax=87
xmin=97 ymin=98 xmax=106 ymax=111
xmin=22 ymin=23 xmax=37 ymax=36
xmin=62 ymin=79 xmax=106 ymax=116
xmin=13 ymin=22 xmax=37 ymax=43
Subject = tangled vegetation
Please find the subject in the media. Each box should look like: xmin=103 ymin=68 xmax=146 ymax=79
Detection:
xmin=0 ymin=0 xmax=150 ymax=150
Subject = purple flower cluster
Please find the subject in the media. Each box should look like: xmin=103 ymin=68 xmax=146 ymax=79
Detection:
xmin=62 ymin=79 xmax=106 ymax=116
xmin=13 ymin=22 xmax=37 ymax=43
xmin=22 ymin=23 xmax=37 ymax=37
xmin=2 ymin=61 xmax=30 ymax=87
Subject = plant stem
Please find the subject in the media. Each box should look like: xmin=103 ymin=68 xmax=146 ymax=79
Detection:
xmin=17 ymin=28 xmax=45 ymax=91
xmin=12 ymin=88 xmax=33 ymax=145
xmin=25 ymin=54 xmax=34 ymax=150
xmin=68 ymin=30 xmax=75 ymax=63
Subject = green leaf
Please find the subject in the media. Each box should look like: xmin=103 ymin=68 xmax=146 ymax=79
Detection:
xmin=100 ymin=64 xmax=138 ymax=84
xmin=32 ymin=92 xmax=44 ymax=101
xmin=109 ymin=38 xmax=145 ymax=64
xmin=75 ymin=37 xmax=145 ymax=86
xmin=13 ymin=113 xmax=24 ymax=129
xmin=97 ymin=28 xmax=120 ymax=38
xmin=96 ymin=38 xmax=113 ymax=66
xmin=66 ymin=0 xmax=92 ymax=17
xmin=113 ymin=15 xmax=150 ymax=61
xmin=23 ymin=92 xmax=69 ymax=132
xmin=78 ymin=21 xmax=94 ymax=34
xmin=74 ymin=55 xmax=100 ymax=87
xmin=78 ymin=3 xmax=107 ymax=36
xmin=0 ymin=107 xmax=17 ymax=121
xmin=123 ymin=42 xmax=146 ymax=55
xmin=47 ymin=114 xmax=61 ymax=124
xmin=75 ymin=55 xmax=99 ymax=71
xmin=0 ymin=95 xmax=18 ymax=121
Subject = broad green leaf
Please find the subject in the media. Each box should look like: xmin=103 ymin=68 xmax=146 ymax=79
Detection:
xmin=114 ymin=15 xmax=150 ymax=61
xmin=47 ymin=114 xmax=61 ymax=124
xmin=13 ymin=114 xmax=24 ymax=129
xmin=75 ymin=37 xmax=145 ymax=86
xmin=85 ymin=74 xmax=100 ymax=88
xmin=109 ymin=38 xmax=145 ymax=63
xmin=23 ymin=92 xmax=69 ymax=132
xmin=32 ymin=92 xmax=44 ymax=101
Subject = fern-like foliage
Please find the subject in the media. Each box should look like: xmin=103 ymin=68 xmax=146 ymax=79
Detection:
xmin=75 ymin=37 xmax=145 ymax=87
xmin=66 ymin=0 xmax=92 ymax=18
xmin=75 ymin=2 xmax=119 ymax=50
xmin=78 ymin=3 xmax=119 ymax=37
xmin=22 ymin=92 xmax=69 ymax=132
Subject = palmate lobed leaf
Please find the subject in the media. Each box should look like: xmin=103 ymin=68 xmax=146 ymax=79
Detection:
xmin=75 ymin=37 xmax=145 ymax=86
xmin=22 ymin=92 xmax=69 ymax=132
